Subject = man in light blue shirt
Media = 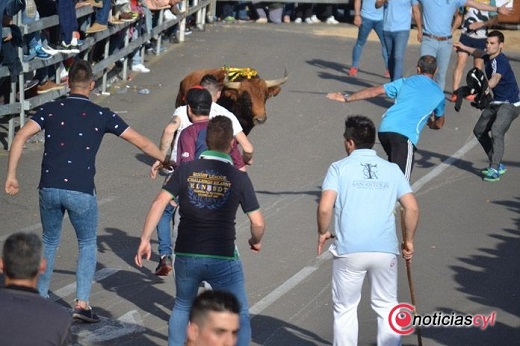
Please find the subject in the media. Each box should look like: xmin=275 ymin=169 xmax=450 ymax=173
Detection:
xmin=317 ymin=115 xmax=419 ymax=345
xmin=327 ymin=55 xmax=445 ymax=180
xmin=376 ymin=0 xmax=422 ymax=81
xmin=418 ymin=0 xmax=513 ymax=92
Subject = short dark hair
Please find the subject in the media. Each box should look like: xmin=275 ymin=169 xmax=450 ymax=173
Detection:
xmin=189 ymin=290 xmax=240 ymax=324
xmin=200 ymin=74 xmax=221 ymax=98
xmin=69 ymin=60 xmax=94 ymax=86
xmin=206 ymin=116 xmax=233 ymax=152
xmin=488 ymin=30 xmax=504 ymax=43
xmin=2 ymin=232 xmax=42 ymax=280
xmin=343 ymin=115 xmax=376 ymax=149
xmin=418 ymin=55 xmax=437 ymax=75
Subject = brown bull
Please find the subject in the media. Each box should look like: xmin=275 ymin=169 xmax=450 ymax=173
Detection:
xmin=175 ymin=67 xmax=288 ymax=135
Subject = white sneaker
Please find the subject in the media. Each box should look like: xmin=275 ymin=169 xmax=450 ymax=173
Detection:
xmin=294 ymin=17 xmax=302 ymax=24
xmin=311 ymin=15 xmax=321 ymax=23
xmin=132 ymin=63 xmax=150 ymax=73
xmin=326 ymin=16 xmax=339 ymax=24
xmin=305 ymin=17 xmax=314 ymax=24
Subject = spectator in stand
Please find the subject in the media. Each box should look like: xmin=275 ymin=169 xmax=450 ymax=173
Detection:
xmin=282 ymin=3 xmax=294 ymax=23
xmin=294 ymin=3 xmax=319 ymax=24
xmin=56 ymin=0 xmax=84 ymax=49
xmin=253 ymin=2 xmax=284 ymax=24
xmin=349 ymin=0 xmax=389 ymax=77
xmin=315 ymin=4 xmax=339 ymax=24
xmin=450 ymin=4 xmax=498 ymax=102
xmin=86 ymin=0 xmax=111 ymax=34
xmin=129 ymin=0 xmax=152 ymax=73
xmin=376 ymin=0 xmax=422 ymax=81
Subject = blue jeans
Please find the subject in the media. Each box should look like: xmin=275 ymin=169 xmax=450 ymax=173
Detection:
xmin=352 ymin=17 xmax=388 ymax=69
xmin=156 ymin=203 xmax=175 ymax=256
xmin=421 ymin=35 xmax=453 ymax=92
xmin=37 ymin=188 xmax=98 ymax=303
xmin=168 ymin=256 xmax=251 ymax=346
xmin=95 ymin=0 xmax=111 ymax=25
xmin=383 ymin=30 xmax=409 ymax=81
xmin=56 ymin=0 xmax=78 ymax=44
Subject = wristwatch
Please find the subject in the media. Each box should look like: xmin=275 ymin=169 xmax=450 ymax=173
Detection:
xmin=343 ymin=93 xmax=351 ymax=102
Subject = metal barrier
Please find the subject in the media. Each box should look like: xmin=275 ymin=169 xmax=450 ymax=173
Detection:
xmin=1 ymin=0 xmax=211 ymax=150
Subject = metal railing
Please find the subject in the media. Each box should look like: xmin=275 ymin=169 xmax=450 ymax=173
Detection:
xmin=1 ymin=0 xmax=211 ymax=150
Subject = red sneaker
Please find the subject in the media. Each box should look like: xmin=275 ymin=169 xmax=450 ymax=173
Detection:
xmin=349 ymin=67 xmax=358 ymax=76
xmin=465 ymin=94 xmax=476 ymax=101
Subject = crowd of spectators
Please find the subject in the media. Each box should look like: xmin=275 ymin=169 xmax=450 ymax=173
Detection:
xmin=0 ymin=0 xmax=187 ymax=105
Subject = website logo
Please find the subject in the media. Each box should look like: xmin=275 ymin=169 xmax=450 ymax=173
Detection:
xmin=388 ymin=303 xmax=496 ymax=335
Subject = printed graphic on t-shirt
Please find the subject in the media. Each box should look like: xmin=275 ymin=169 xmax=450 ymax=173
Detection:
xmin=352 ymin=162 xmax=389 ymax=190
xmin=187 ymin=170 xmax=232 ymax=209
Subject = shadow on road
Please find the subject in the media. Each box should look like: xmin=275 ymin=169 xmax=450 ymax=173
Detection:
xmin=423 ymin=197 xmax=520 ymax=344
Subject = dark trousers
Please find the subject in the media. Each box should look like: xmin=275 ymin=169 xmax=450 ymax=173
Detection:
xmin=473 ymin=103 xmax=520 ymax=169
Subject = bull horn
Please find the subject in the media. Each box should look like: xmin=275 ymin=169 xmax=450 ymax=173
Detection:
xmin=265 ymin=66 xmax=289 ymax=88
xmin=223 ymin=74 xmax=242 ymax=90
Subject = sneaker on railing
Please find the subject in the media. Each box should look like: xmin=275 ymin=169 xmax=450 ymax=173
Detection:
xmin=37 ymin=80 xmax=65 ymax=94
xmin=35 ymin=46 xmax=52 ymax=60
xmin=86 ymin=22 xmax=108 ymax=34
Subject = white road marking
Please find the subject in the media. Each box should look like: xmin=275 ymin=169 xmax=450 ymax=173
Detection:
xmin=52 ymin=268 xmax=120 ymax=301
xmin=72 ymin=310 xmax=146 ymax=344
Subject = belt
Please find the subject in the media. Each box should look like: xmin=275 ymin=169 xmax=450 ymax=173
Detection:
xmin=423 ymin=33 xmax=452 ymax=41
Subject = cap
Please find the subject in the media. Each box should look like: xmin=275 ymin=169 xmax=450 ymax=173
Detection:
xmin=186 ymin=87 xmax=212 ymax=115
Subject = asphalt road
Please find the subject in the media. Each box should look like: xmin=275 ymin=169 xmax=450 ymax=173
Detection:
xmin=1 ymin=22 xmax=519 ymax=345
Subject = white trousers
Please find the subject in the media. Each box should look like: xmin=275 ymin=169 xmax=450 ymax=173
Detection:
xmin=332 ymin=252 xmax=401 ymax=346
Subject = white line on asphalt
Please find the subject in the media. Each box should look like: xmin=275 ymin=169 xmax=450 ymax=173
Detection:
xmin=52 ymin=267 xmax=121 ymax=301
xmin=250 ymin=138 xmax=479 ymax=317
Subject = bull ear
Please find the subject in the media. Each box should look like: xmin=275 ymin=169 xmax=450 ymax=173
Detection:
xmin=267 ymin=86 xmax=282 ymax=98
xmin=223 ymin=89 xmax=239 ymax=100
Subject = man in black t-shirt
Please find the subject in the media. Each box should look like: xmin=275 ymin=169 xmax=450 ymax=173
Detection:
xmin=135 ymin=116 xmax=265 ymax=346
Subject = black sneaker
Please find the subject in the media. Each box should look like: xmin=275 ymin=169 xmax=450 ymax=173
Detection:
xmin=73 ymin=305 xmax=100 ymax=323
xmin=155 ymin=255 xmax=173 ymax=276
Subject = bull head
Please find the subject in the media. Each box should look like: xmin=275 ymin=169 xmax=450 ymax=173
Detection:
xmin=222 ymin=67 xmax=289 ymax=127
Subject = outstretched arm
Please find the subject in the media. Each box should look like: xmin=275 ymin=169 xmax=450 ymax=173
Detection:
xmin=120 ymin=128 xmax=168 ymax=164
xmin=327 ymin=85 xmax=386 ymax=103
xmin=465 ymin=0 xmax=514 ymax=15
xmin=5 ymin=121 xmax=40 ymax=195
